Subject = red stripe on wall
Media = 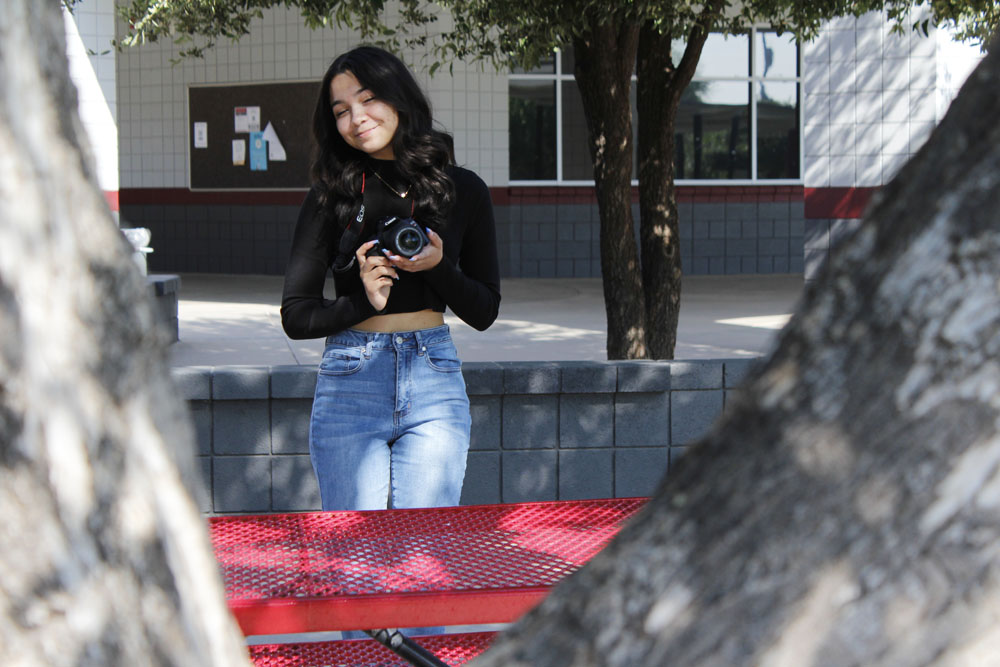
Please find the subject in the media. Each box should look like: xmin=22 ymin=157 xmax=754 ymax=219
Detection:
xmin=804 ymin=187 xmax=878 ymax=219
xmin=104 ymin=190 xmax=119 ymax=211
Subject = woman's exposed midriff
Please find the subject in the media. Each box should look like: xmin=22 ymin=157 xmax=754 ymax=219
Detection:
xmin=353 ymin=308 xmax=444 ymax=333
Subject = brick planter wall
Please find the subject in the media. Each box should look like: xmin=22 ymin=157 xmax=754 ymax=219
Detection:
xmin=171 ymin=359 xmax=759 ymax=514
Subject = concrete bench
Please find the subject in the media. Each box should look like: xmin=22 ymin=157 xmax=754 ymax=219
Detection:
xmin=147 ymin=273 xmax=180 ymax=342
xmin=210 ymin=497 xmax=647 ymax=665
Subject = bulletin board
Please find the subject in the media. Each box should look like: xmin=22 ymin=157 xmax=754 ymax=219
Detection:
xmin=188 ymin=81 xmax=320 ymax=189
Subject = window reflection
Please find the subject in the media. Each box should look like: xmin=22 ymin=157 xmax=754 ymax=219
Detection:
xmin=561 ymin=82 xmax=589 ymax=180
xmin=757 ymin=81 xmax=799 ymax=179
xmin=560 ymin=48 xmax=574 ymax=75
xmin=509 ymin=81 xmax=556 ymax=180
xmin=692 ymin=33 xmax=749 ymax=79
xmin=755 ymin=31 xmax=798 ymax=78
xmin=675 ymin=82 xmax=750 ymax=179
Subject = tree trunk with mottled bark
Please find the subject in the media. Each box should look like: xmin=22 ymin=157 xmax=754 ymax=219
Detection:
xmin=0 ymin=2 xmax=248 ymax=665
xmin=636 ymin=2 xmax=723 ymax=360
xmin=474 ymin=38 xmax=1000 ymax=667
xmin=636 ymin=23 xmax=684 ymax=360
xmin=572 ymin=19 xmax=645 ymax=360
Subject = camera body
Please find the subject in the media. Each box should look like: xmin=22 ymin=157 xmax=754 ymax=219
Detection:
xmin=365 ymin=216 xmax=429 ymax=259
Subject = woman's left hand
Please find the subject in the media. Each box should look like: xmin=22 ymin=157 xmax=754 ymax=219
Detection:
xmin=384 ymin=227 xmax=443 ymax=273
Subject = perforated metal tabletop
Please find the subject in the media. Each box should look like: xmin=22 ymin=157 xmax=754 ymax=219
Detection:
xmin=210 ymin=498 xmax=646 ymax=635
xmin=248 ymin=631 xmax=497 ymax=667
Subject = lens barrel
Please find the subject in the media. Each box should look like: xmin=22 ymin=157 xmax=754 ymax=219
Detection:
xmin=394 ymin=228 xmax=424 ymax=256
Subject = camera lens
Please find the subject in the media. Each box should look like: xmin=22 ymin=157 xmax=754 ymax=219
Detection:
xmin=394 ymin=228 xmax=424 ymax=257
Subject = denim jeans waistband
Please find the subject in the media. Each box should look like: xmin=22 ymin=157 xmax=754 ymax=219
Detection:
xmin=325 ymin=324 xmax=453 ymax=351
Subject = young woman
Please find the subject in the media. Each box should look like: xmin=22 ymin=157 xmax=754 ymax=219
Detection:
xmin=281 ymin=45 xmax=500 ymax=512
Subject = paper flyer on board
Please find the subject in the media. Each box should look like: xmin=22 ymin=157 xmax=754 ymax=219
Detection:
xmin=193 ymin=122 xmax=208 ymax=148
xmin=234 ymin=106 xmax=260 ymax=133
xmin=232 ymin=139 xmax=246 ymax=166
xmin=262 ymin=122 xmax=286 ymax=161
xmin=250 ymin=132 xmax=267 ymax=171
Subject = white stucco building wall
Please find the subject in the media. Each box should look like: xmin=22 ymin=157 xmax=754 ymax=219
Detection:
xmin=63 ymin=0 xmax=119 ymax=207
xmin=803 ymin=10 xmax=983 ymax=190
xmin=112 ymin=6 xmax=508 ymax=189
xmin=94 ymin=4 xmax=984 ymax=193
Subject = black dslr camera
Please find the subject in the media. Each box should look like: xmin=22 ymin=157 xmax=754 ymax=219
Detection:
xmin=365 ymin=216 xmax=429 ymax=258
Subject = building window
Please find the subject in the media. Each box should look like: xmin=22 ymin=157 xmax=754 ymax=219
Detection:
xmin=508 ymin=28 xmax=801 ymax=183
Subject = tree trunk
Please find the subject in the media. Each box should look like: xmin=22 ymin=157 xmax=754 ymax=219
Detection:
xmin=0 ymin=2 xmax=248 ymax=665
xmin=635 ymin=25 xmax=683 ymax=360
xmin=572 ymin=20 xmax=645 ymax=360
xmin=474 ymin=38 xmax=1000 ymax=667
xmin=636 ymin=3 xmax=724 ymax=359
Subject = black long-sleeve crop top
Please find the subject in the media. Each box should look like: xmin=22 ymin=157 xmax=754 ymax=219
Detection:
xmin=281 ymin=163 xmax=501 ymax=339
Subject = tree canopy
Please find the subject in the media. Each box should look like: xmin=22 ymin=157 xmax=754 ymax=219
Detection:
xmin=106 ymin=0 xmax=996 ymax=68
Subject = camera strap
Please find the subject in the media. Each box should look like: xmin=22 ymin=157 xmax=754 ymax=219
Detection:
xmin=332 ymin=173 xmax=368 ymax=273
xmin=331 ymin=171 xmax=415 ymax=273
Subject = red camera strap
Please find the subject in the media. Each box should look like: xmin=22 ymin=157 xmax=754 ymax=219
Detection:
xmin=349 ymin=170 xmax=417 ymax=242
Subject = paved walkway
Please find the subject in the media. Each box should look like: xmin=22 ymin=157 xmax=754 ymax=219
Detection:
xmin=167 ymin=273 xmax=804 ymax=367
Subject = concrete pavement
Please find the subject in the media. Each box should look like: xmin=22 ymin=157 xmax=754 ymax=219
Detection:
xmin=167 ymin=273 xmax=804 ymax=367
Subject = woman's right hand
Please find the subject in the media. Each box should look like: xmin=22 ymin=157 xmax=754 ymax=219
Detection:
xmin=356 ymin=241 xmax=397 ymax=311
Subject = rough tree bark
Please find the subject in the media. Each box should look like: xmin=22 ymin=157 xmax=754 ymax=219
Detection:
xmin=0 ymin=2 xmax=248 ymax=665
xmin=572 ymin=17 xmax=645 ymax=360
xmin=635 ymin=1 xmax=723 ymax=360
xmin=635 ymin=22 xmax=685 ymax=361
xmin=475 ymin=38 xmax=1000 ymax=667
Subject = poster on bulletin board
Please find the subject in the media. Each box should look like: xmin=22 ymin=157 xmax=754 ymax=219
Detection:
xmin=188 ymin=81 xmax=319 ymax=189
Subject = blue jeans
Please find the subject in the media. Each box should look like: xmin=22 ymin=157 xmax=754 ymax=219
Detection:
xmin=310 ymin=325 xmax=471 ymax=512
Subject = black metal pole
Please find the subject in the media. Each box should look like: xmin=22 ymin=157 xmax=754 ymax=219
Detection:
xmin=364 ymin=628 xmax=449 ymax=667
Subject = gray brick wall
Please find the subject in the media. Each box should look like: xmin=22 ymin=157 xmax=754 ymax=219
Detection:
xmin=124 ymin=196 xmax=805 ymax=278
xmin=804 ymin=217 xmax=863 ymax=280
xmin=503 ymin=199 xmax=805 ymax=278
xmin=125 ymin=203 xmax=301 ymax=275
xmin=172 ymin=358 xmax=759 ymax=514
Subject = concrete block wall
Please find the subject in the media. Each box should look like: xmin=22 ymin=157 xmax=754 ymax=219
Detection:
xmin=129 ymin=189 xmax=810 ymax=279
xmin=803 ymin=218 xmax=863 ymax=280
xmin=495 ymin=194 xmax=805 ymax=279
xmin=131 ymin=202 xmax=302 ymax=275
xmin=132 ymin=197 xmax=806 ymax=278
xmin=172 ymin=359 xmax=758 ymax=514
xmin=678 ymin=200 xmax=805 ymax=276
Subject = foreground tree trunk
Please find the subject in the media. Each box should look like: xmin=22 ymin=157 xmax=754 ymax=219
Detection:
xmin=572 ymin=18 xmax=645 ymax=360
xmin=475 ymin=39 xmax=1000 ymax=667
xmin=0 ymin=2 xmax=247 ymax=664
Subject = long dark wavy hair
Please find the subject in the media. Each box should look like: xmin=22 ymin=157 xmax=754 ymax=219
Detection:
xmin=311 ymin=45 xmax=455 ymax=233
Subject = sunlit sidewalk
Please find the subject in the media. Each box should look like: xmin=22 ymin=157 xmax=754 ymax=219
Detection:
xmin=167 ymin=274 xmax=803 ymax=367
